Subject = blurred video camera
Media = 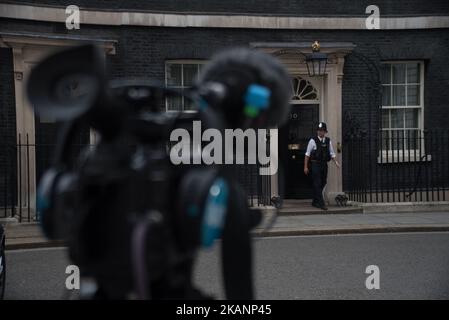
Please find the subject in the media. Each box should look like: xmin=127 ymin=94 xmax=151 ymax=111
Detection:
xmin=27 ymin=44 xmax=290 ymax=299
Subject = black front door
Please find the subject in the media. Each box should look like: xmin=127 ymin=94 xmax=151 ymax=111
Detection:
xmin=279 ymin=104 xmax=319 ymax=199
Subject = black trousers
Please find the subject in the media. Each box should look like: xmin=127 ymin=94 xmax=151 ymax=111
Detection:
xmin=311 ymin=162 xmax=328 ymax=206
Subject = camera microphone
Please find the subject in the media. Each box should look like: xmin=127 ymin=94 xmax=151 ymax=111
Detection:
xmin=197 ymin=47 xmax=291 ymax=129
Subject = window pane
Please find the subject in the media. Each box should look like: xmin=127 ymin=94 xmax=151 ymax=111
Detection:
xmin=391 ymin=109 xmax=404 ymax=128
xmin=391 ymin=130 xmax=404 ymax=150
xmin=405 ymin=108 xmax=419 ymax=128
xmin=405 ymin=129 xmax=419 ymax=150
xmin=392 ymin=64 xmax=406 ymax=84
xmin=166 ymin=64 xmax=182 ymax=86
xmin=183 ymin=64 xmax=198 ymax=86
xmin=406 ymin=63 xmax=420 ymax=84
xmin=183 ymin=96 xmax=196 ymax=111
xmin=393 ymin=85 xmax=406 ymax=106
xmin=381 ymin=130 xmax=389 ymax=151
xmin=198 ymin=63 xmax=205 ymax=74
xmin=382 ymin=109 xmax=390 ymax=128
xmin=167 ymin=95 xmax=183 ymax=111
xmin=382 ymin=85 xmax=391 ymax=106
xmin=407 ymin=85 xmax=420 ymax=105
xmin=381 ymin=64 xmax=391 ymax=84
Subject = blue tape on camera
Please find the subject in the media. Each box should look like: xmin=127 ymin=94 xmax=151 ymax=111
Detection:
xmin=243 ymin=84 xmax=270 ymax=118
xmin=201 ymin=178 xmax=229 ymax=247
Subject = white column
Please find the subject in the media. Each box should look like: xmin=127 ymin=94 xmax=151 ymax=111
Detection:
xmin=323 ymin=56 xmax=345 ymax=205
xmin=12 ymin=47 xmax=37 ymax=218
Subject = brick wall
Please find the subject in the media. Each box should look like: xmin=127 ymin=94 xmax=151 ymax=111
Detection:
xmin=0 ymin=48 xmax=15 ymax=144
xmin=0 ymin=47 xmax=16 ymax=209
xmin=0 ymin=17 xmax=448 ymax=193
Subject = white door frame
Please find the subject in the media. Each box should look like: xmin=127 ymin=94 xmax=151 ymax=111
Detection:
xmin=255 ymin=43 xmax=354 ymax=204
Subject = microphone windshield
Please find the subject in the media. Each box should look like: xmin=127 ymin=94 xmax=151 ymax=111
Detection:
xmin=198 ymin=48 xmax=291 ymax=128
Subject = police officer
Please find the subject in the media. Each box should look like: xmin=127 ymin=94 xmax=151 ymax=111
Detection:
xmin=304 ymin=122 xmax=340 ymax=210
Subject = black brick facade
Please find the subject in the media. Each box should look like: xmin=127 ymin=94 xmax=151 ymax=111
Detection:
xmin=0 ymin=47 xmax=16 ymax=209
xmin=0 ymin=47 xmax=15 ymax=145
xmin=1 ymin=0 xmax=449 ymax=16
xmin=0 ymin=2 xmax=448 ymax=199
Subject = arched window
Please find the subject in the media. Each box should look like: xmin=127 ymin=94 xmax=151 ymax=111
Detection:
xmin=290 ymin=76 xmax=319 ymax=102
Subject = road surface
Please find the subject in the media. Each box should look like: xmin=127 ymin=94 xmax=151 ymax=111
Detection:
xmin=4 ymin=232 xmax=449 ymax=299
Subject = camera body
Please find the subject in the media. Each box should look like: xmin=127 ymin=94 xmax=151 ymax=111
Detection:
xmin=28 ymin=44 xmax=290 ymax=299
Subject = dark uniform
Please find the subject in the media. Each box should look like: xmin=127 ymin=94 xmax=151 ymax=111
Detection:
xmin=309 ymin=136 xmax=331 ymax=207
xmin=305 ymin=122 xmax=335 ymax=209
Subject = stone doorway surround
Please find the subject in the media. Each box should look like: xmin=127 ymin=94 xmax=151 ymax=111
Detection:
xmin=251 ymin=42 xmax=355 ymax=205
xmin=0 ymin=32 xmax=116 ymax=218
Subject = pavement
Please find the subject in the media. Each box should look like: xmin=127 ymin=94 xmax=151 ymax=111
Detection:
xmin=3 ymin=223 xmax=64 ymax=250
xmin=255 ymin=210 xmax=449 ymax=237
xmin=3 ymin=209 xmax=449 ymax=250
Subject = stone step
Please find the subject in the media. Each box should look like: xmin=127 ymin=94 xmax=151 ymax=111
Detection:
xmin=278 ymin=205 xmax=363 ymax=216
xmin=273 ymin=199 xmax=362 ymax=215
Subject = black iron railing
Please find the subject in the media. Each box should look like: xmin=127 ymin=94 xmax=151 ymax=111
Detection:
xmin=233 ymin=163 xmax=272 ymax=207
xmin=1 ymin=136 xmax=271 ymax=222
xmin=1 ymin=141 xmax=18 ymax=221
xmin=0 ymin=134 xmax=89 ymax=222
xmin=344 ymin=130 xmax=449 ymax=203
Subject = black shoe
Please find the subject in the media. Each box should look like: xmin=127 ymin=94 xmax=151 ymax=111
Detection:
xmin=311 ymin=202 xmax=320 ymax=209
xmin=320 ymin=205 xmax=328 ymax=211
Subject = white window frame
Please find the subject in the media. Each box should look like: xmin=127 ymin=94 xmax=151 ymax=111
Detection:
xmin=378 ymin=61 xmax=428 ymax=163
xmin=165 ymin=60 xmax=208 ymax=113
